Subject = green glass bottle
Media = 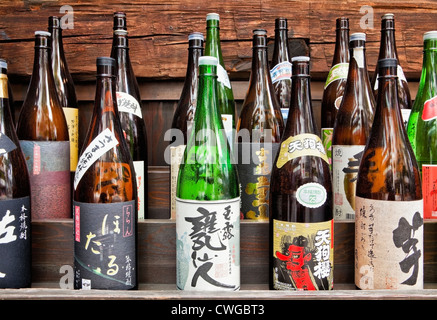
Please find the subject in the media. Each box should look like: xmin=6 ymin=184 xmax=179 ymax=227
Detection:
xmin=204 ymin=13 xmax=236 ymax=151
xmin=176 ymin=56 xmax=240 ymax=291
xmin=407 ymin=31 xmax=437 ymax=220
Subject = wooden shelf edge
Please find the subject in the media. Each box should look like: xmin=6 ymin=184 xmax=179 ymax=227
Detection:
xmin=1 ymin=284 xmax=437 ymax=300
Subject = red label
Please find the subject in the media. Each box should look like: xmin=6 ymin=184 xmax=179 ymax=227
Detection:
xmin=422 ymin=96 xmax=437 ymax=121
xmin=422 ymin=165 xmax=437 ymax=219
xmin=75 ymin=206 xmax=80 ymax=241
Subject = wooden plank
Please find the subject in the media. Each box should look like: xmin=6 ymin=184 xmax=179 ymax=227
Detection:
xmin=30 ymin=218 xmax=437 ymax=286
xmin=0 ymin=1 xmax=435 ymax=80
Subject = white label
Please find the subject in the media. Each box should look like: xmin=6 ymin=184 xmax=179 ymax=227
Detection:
xmin=355 ymin=197 xmax=424 ymax=290
xmin=133 ymin=160 xmax=145 ymax=219
xmin=324 ymin=63 xmax=349 ymax=89
xmin=176 ymin=197 xmax=240 ymax=291
xmin=270 ymin=61 xmax=292 ymax=84
xmin=116 ymin=92 xmax=142 ymax=118
xmin=401 ymin=108 xmax=411 ymax=127
xmin=296 ymin=182 xmax=327 ymax=208
xmin=217 ymin=64 xmax=231 ymax=89
xmin=353 ymin=47 xmax=365 ymax=69
xmin=332 ymin=145 xmax=365 ymax=221
xmin=74 ymin=128 xmax=119 ymax=189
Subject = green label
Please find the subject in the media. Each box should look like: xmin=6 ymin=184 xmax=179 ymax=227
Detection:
xmin=324 ymin=63 xmax=349 ymax=89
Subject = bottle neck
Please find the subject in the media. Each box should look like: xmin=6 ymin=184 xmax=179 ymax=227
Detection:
xmin=333 ymin=25 xmax=349 ymax=64
xmin=195 ymin=64 xmax=221 ymax=131
xmin=272 ymin=27 xmax=289 ymax=64
xmin=286 ymin=62 xmax=316 ymax=135
xmin=205 ymin=21 xmax=223 ymax=63
xmin=347 ymin=40 xmax=370 ymax=88
xmin=30 ymin=44 xmax=54 ymax=95
xmin=376 ymin=65 xmax=403 ymax=129
xmin=379 ymin=21 xmax=398 ymax=60
xmin=250 ymin=38 xmax=270 ymax=86
xmin=94 ymin=73 xmax=118 ymax=119
xmin=185 ymin=39 xmax=203 ymax=79
xmin=419 ymin=38 xmax=437 ymax=89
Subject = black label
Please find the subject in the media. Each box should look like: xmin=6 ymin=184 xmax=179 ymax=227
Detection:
xmin=0 ymin=196 xmax=31 ymax=288
xmin=236 ymin=142 xmax=279 ymax=220
xmin=73 ymin=200 xmax=136 ymax=290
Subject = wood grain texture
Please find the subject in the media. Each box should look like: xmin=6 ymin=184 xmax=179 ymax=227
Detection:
xmin=0 ymin=1 xmax=435 ymax=81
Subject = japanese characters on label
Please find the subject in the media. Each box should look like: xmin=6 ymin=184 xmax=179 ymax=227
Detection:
xmin=355 ymin=197 xmax=424 ymax=290
xmin=272 ymin=219 xmax=334 ymax=290
xmin=324 ymin=62 xmax=348 ymax=89
xmin=270 ymin=61 xmax=292 ymax=84
xmin=176 ymin=197 xmax=240 ymax=291
xmin=74 ymin=200 xmax=136 ymax=290
xmin=0 ymin=197 xmax=31 ymax=288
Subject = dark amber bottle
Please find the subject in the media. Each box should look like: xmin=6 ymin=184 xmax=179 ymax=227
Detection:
xmin=321 ymin=17 xmax=349 ymax=167
xmin=332 ymin=33 xmax=375 ymax=221
xmin=0 ymin=59 xmax=32 ymax=288
xmin=270 ymin=18 xmax=292 ymax=114
xmin=111 ymin=12 xmax=148 ymax=219
xmin=73 ymin=57 xmax=137 ymax=290
xmin=355 ymin=58 xmax=423 ymax=290
xmin=48 ymin=16 xmax=79 ymax=182
xmin=371 ymin=13 xmax=412 ymax=125
xmin=237 ymin=29 xmax=284 ymax=220
xmin=270 ymin=56 xmax=333 ymax=291
xmin=16 ymin=31 xmax=70 ymax=220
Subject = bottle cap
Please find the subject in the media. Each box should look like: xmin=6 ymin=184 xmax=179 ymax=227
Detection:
xmin=35 ymin=31 xmax=51 ymax=37
xmin=96 ymin=57 xmax=116 ymax=67
xmin=0 ymin=59 xmax=7 ymax=70
xmin=188 ymin=32 xmax=204 ymax=41
xmin=382 ymin=13 xmax=394 ymax=20
xmin=253 ymin=29 xmax=267 ymax=36
xmin=199 ymin=56 xmax=218 ymax=66
xmin=424 ymin=31 xmax=437 ymax=41
xmin=291 ymin=56 xmax=310 ymax=62
xmin=206 ymin=13 xmax=220 ymax=21
xmin=350 ymin=32 xmax=366 ymax=42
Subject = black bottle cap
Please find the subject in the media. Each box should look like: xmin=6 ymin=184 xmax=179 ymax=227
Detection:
xmin=96 ymin=57 xmax=116 ymax=77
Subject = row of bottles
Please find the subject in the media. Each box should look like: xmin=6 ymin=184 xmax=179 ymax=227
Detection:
xmin=0 ymin=10 xmax=431 ymax=292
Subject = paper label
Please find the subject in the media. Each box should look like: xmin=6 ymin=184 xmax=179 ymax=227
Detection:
xmin=324 ymin=63 xmax=348 ymax=89
xmin=296 ymin=182 xmax=327 ymax=209
xmin=355 ymin=197 xmax=424 ymax=290
xmin=217 ymin=64 xmax=231 ymax=89
xmin=374 ymin=65 xmax=408 ymax=91
xmin=270 ymin=61 xmax=292 ymax=84
xmin=421 ymin=95 xmax=437 ymax=122
xmin=74 ymin=200 xmax=136 ymax=290
xmin=422 ymin=164 xmax=437 ymax=219
xmin=272 ymin=219 xmax=334 ymax=290
xmin=332 ymin=145 xmax=365 ymax=221
xmin=74 ymin=128 xmax=118 ymax=190
xmin=116 ymin=92 xmax=142 ymax=119
xmin=63 ymin=107 xmax=79 ymax=172
xmin=176 ymin=197 xmax=240 ymax=291
xmin=0 ymin=196 xmax=31 ymax=288
xmin=170 ymin=145 xmax=186 ymax=219
xmin=133 ymin=160 xmax=145 ymax=219
xmin=276 ymin=133 xmax=329 ymax=168
xmin=321 ymin=128 xmax=333 ymax=167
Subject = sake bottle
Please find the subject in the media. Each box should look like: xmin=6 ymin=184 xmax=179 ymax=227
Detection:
xmin=321 ymin=17 xmax=350 ymax=168
xmin=270 ymin=56 xmax=333 ymax=291
xmin=176 ymin=56 xmax=240 ymax=291
xmin=111 ymin=12 xmax=148 ymax=219
xmin=0 ymin=59 xmax=32 ymax=288
xmin=16 ymin=31 xmax=70 ymax=220
xmin=204 ymin=13 xmax=236 ymax=151
xmin=237 ymin=29 xmax=284 ymax=220
xmin=332 ymin=33 xmax=375 ymax=221
xmin=407 ymin=31 xmax=437 ymax=220
xmin=371 ymin=13 xmax=412 ymax=125
xmin=48 ymin=16 xmax=79 ymax=190
xmin=169 ymin=32 xmax=204 ymax=219
xmin=355 ymin=58 xmax=423 ymax=290
xmin=270 ymin=18 xmax=292 ymax=116
xmin=73 ymin=57 xmax=137 ymax=290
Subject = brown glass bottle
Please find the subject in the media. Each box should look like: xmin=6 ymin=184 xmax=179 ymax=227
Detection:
xmin=0 ymin=59 xmax=32 ymax=288
xmin=111 ymin=12 xmax=148 ymax=219
xmin=332 ymin=33 xmax=375 ymax=221
xmin=355 ymin=58 xmax=423 ymax=290
xmin=169 ymin=32 xmax=203 ymax=219
xmin=73 ymin=57 xmax=137 ymax=290
xmin=321 ymin=17 xmax=349 ymax=167
xmin=237 ymin=29 xmax=284 ymax=220
xmin=49 ymin=16 xmax=79 ymax=182
xmin=371 ymin=13 xmax=412 ymax=125
xmin=270 ymin=18 xmax=292 ymax=114
xmin=16 ymin=31 xmax=70 ymax=220
xmin=269 ymin=56 xmax=333 ymax=291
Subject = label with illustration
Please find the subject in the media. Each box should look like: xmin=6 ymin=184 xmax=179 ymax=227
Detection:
xmin=332 ymin=145 xmax=365 ymax=221
xmin=324 ymin=63 xmax=348 ymax=89
xmin=272 ymin=219 xmax=334 ymax=290
xmin=176 ymin=197 xmax=240 ymax=291
xmin=355 ymin=197 xmax=423 ymax=290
